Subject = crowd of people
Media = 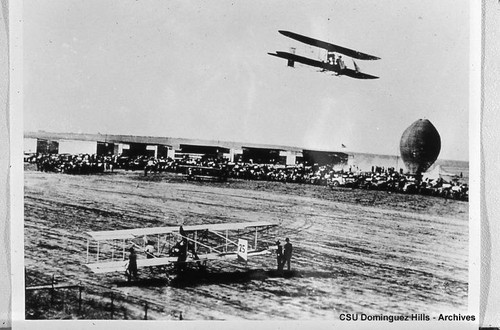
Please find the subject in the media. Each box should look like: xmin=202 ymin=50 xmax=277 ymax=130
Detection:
xmin=30 ymin=153 xmax=113 ymax=174
xmin=26 ymin=152 xmax=468 ymax=201
xmin=227 ymin=162 xmax=468 ymax=201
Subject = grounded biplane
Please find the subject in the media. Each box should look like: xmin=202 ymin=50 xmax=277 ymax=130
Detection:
xmin=85 ymin=221 xmax=277 ymax=279
xmin=268 ymin=30 xmax=380 ymax=79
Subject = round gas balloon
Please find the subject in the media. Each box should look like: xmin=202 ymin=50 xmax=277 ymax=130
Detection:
xmin=399 ymin=119 xmax=441 ymax=175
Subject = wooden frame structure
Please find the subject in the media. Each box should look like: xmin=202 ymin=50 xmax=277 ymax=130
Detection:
xmin=85 ymin=221 xmax=277 ymax=274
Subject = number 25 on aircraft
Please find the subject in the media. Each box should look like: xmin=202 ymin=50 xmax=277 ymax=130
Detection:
xmin=237 ymin=239 xmax=248 ymax=261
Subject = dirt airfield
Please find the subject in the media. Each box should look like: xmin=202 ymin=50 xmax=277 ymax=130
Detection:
xmin=24 ymin=168 xmax=468 ymax=320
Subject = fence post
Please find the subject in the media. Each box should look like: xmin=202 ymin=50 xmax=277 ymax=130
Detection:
xmin=78 ymin=285 xmax=83 ymax=315
xmin=110 ymin=293 xmax=114 ymax=319
xmin=50 ymin=274 xmax=55 ymax=307
xmin=61 ymin=290 xmax=65 ymax=313
xmin=144 ymin=302 xmax=148 ymax=320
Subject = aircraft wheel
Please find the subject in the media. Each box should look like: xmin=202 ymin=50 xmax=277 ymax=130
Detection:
xmin=197 ymin=261 xmax=208 ymax=275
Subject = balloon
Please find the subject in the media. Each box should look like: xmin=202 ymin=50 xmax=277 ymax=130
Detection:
xmin=400 ymin=119 xmax=441 ymax=175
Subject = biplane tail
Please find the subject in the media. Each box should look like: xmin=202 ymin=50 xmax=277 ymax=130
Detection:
xmin=287 ymin=47 xmax=296 ymax=67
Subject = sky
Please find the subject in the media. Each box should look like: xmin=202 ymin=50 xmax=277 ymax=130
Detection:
xmin=23 ymin=0 xmax=470 ymax=161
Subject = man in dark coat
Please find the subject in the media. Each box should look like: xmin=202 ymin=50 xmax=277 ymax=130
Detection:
xmin=276 ymin=240 xmax=283 ymax=272
xmin=282 ymin=238 xmax=293 ymax=271
xmin=127 ymin=247 xmax=138 ymax=282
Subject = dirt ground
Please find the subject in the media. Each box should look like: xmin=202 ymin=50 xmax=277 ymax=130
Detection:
xmin=24 ymin=169 xmax=469 ymax=320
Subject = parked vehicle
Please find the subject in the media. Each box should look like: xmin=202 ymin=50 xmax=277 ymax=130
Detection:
xmin=328 ymin=173 xmax=346 ymax=187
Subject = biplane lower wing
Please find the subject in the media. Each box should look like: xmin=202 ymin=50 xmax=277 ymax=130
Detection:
xmin=86 ymin=249 xmax=271 ymax=274
xmin=269 ymin=51 xmax=324 ymax=70
xmin=341 ymin=67 xmax=380 ymax=80
xmin=279 ymin=30 xmax=380 ymax=61
xmin=268 ymin=51 xmax=379 ymax=79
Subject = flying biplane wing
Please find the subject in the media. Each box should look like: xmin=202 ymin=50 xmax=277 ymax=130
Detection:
xmin=279 ymin=30 xmax=380 ymax=61
xmin=85 ymin=221 xmax=278 ymax=274
xmin=268 ymin=51 xmax=379 ymax=79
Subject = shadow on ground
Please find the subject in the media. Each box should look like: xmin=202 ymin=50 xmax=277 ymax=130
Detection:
xmin=114 ymin=269 xmax=308 ymax=288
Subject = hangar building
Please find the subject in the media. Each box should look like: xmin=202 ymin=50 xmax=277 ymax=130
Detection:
xmin=23 ymin=131 xmax=396 ymax=170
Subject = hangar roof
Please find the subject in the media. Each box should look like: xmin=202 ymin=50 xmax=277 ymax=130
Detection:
xmin=24 ymin=131 xmax=303 ymax=152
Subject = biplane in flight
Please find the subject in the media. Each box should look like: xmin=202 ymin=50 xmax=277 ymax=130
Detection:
xmin=268 ymin=30 xmax=380 ymax=79
xmin=85 ymin=221 xmax=277 ymax=279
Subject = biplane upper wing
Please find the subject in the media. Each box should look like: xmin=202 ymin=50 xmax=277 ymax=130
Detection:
xmin=87 ymin=221 xmax=277 ymax=241
xmin=279 ymin=30 xmax=380 ymax=61
xmin=268 ymin=51 xmax=379 ymax=79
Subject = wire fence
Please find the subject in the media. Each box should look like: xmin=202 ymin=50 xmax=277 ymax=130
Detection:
xmin=25 ymin=273 xmax=183 ymax=320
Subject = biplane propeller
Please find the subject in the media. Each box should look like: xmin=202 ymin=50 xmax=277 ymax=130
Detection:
xmin=268 ymin=30 xmax=380 ymax=79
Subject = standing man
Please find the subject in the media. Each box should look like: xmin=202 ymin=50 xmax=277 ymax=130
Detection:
xmin=275 ymin=240 xmax=283 ymax=272
xmin=177 ymin=226 xmax=189 ymax=273
xmin=127 ymin=247 xmax=138 ymax=282
xmin=282 ymin=238 xmax=293 ymax=271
